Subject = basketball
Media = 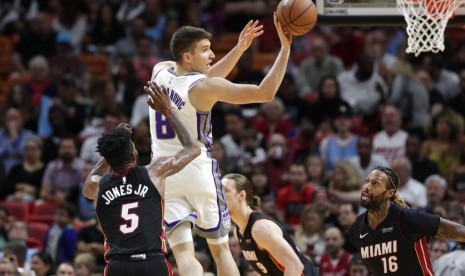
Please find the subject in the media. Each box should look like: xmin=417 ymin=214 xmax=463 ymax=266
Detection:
xmin=276 ymin=0 xmax=318 ymax=36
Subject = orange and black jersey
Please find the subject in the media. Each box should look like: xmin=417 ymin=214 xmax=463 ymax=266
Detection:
xmin=348 ymin=202 xmax=440 ymax=275
xmin=235 ymin=212 xmax=317 ymax=276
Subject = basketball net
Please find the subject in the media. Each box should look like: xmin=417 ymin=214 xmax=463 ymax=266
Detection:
xmin=397 ymin=0 xmax=465 ymax=56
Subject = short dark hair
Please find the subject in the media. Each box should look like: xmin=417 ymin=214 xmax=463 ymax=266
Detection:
xmin=97 ymin=128 xmax=132 ymax=168
xmin=170 ymin=26 xmax=212 ymax=63
xmin=57 ymin=202 xmax=77 ymax=219
xmin=4 ymin=241 xmax=27 ymax=266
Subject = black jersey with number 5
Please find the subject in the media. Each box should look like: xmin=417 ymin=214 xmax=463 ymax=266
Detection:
xmin=348 ymin=202 xmax=440 ymax=275
xmin=96 ymin=166 xmax=167 ymax=260
xmin=235 ymin=212 xmax=316 ymax=276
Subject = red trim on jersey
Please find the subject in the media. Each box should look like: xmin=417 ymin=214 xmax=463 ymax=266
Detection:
xmin=268 ymin=253 xmax=285 ymax=272
xmin=160 ymin=198 xmax=168 ymax=254
xmin=414 ymin=237 xmax=434 ymax=275
xmin=103 ymin=264 xmax=108 ymax=276
xmin=165 ymin=258 xmax=174 ymax=276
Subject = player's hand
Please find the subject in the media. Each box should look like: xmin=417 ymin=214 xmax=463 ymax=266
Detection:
xmin=116 ymin=123 xmax=132 ymax=135
xmin=273 ymin=13 xmax=292 ymax=49
xmin=237 ymin=20 xmax=264 ymax=52
xmin=144 ymin=81 xmax=173 ymax=116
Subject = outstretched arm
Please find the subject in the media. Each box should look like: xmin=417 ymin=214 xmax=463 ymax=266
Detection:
xmin=435 ymin=218 xmax=465 ymax=242
xmin=83 ymin=158 xmax=110 ymax=201
xmin=252 ymin=220 xmax=305 ymax=276
xmin=209 ymin=20 xmax=263 ymax=78
xmin=145 ymin=82 xmax=201 ymax=177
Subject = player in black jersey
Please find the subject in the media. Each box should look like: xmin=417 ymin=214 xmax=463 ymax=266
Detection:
xmin=348 ymin=167 xmax=465 ymax=275
xmin=82 ymin=82 xmax=201 ymax=276
xmin=222 ymin=174 xmax=317 ymax=276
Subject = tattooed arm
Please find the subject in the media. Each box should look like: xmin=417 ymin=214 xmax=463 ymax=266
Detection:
xmin=435 ymin=218 xmax=465 ymax=242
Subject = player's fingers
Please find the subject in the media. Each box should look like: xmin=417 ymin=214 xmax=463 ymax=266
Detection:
xmin=253 ymin=25 xmax=263 ymax=32
xmin=250 ymin=20 xmax=259 ymax=29
xmin=253 ymin=30 xmax=264 ymax=38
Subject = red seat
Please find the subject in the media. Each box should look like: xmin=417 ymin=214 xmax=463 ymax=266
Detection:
xmin=0 ymin=201 xmax=30 ymax=221
xmin=27 ymin=222 xmax=49 ymax=246
xmin=28 ymin=201 xmax=57 ymax=224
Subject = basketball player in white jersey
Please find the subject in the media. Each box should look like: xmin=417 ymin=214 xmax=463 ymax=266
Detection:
xmin=147 ymin=15 xmax=292 ymax=276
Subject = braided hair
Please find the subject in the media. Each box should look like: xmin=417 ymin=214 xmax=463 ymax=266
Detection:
xmin=375 ymin=167 xmax=410 ymax=209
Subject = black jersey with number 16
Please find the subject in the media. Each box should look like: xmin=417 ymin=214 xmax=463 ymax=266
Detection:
xmin=348 ymin=202 xmax=440 ymax=275
xmin=96 ymin=166 xmax=167 ymax=260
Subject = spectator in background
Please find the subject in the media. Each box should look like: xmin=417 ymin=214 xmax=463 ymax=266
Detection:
xmin=448 ymin=146 xmax=465 ymax=202
xmin=116 ymin=0 xmax=145 ymax=25
xmin=422 ymin=54 xmax=460 ymax=103
xmin=319 ymin=227 xmax=352 ymax=276
xmin=349 ymin=136 xmax=389 ymax=179
xmin=348 ymin=255 xmax=370 ymax=276
xmin=296 ymin=37 xmax=344 ymax=95
xmin=373 ymin=105 xmax=408 ymax=164
xmin=13 ymin=12 xmax=57 ymax=69
xmin=2 ymin=241 xmax=29 ymax=275
xmin=328 ymin=161 xmax=361 ymax=199
xmin=55 ymin=262 xmax=76 ymax=276
xmin=132 ymin=118 xmax=152 ymax=165
xmin=66 ymin=161 xmax=96 ymax=222
xmin=294 ymin=205 xmax=326 ymax=264
xmin=48 ymin=32 xmax=85 ymax=80
xmin=141 ymin=0 xmax=167 ymax=43
xmin=26 ymin=56 xmax=57 ymax=125
xmin=337 ymin=203 xmax=358 ymax=254
xmin=309 ymin=75 xmax=349 ymax=128
xmin=276 ymin=74 xmax=313 ymax=125
xmin=0 ymin=206 xmax=9 ymax=251
xmin=112 ymin=56 xmax=141 ymax=118
xmin=266 ymin=133 xmax=292 ymax=191
xmin=88 ymin=3 xmax=124 ymax=55
xmin=430 ymin=239 xmax=450 ymax=263
xmin=73 ymin=253 xmax=96 ymax=276
xmin=276 ymin=163 xmax=316 ymax=226
xmin=76 ymin=222 xmax=104 ymax=272
xmin=40 ymin=106 xmax=71 ymax=163
xmin=448 ymin=69 xmax=465 ymax=120
xmin=338 ymin=53 xmax=388 ymax=119
xmin=249 ymin=166 xmax=273 ymax=201
xmin=114 ymin=18 xmax=152 ymax=57
xmin=211 ymin=139 xmax=237 ymax=175
xmin=220 ymin=109 xmax=247 ymax=165
xmin=237 ymin=128 xmax=266 ymax=168
xmin=319 ymin=103 xmax=359 ymax=171
xmin=43 ymin=203 xmax=78 ymax=266
xmin=5 ymin=84 xmax=36 ymax=131
xmin=391 ymin=157 xmax=427 ymax=208
xmin=88 ymin=79 xmax=124 ymax=122
xmin=7 ymin=220 xmax=39 ymax=262
xmin=405 ymin=134 xmax=440 ymax=183
xmin=253 ymin=98 xmax=294 ymax=144
xmin=132 ymin=36 xmax=161 ymax=84
xmin=51 ymin=0 xmax=87 ymax=53
xmin=40 ymin=138 xmax=85 ymax=202
xmin=223 ymin=0 xmax=265 ymax=32
xmin=422 ymin=109 xmax=465 ymax=176
xmin=3 ymin=136 xmax=44 ymax=202
xmin=313 ymin=188 xmax=340 ymax=227
xmin=305 ymin=154 xmax=327 ymax=188
xmin=0 ymin=258 xmax=18 ymax=276
xmin=424 ymin=175 xmax=448 ymax=214
xmin=30 ymin=251 xmax=53 ymax=276
xmin=80 ymin=112 xmax=121 ymax=164
xmin=0 ymin=107 xmax=34 ymax=173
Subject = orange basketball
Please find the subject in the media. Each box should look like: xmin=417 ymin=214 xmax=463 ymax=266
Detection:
xmin=276 ymin=0 xmax=318 ymax=36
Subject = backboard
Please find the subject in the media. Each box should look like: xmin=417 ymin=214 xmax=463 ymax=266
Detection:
xmin=316 ymin=0 xmax=465 ymax=25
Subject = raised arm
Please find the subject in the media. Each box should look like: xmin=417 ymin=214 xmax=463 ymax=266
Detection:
xmin=435 ymin=217 xmax=465 ymax=242
xmin=190 ymin=14 xmax=292 ymax=112
xmin=252 ymin=220 xmax=304 ymax=276
xmin=83 ymin=157 xmax=110 ymax=201
xmin=209 ymin=20 xmax=263 ymax=78
xmin=144 ymin=81 xmax=201 ymax=177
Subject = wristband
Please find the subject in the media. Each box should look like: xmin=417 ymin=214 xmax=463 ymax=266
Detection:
xmin=164 ymin=108 xmax=174 ymax=117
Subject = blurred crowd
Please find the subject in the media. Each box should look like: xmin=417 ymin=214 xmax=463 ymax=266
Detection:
xmin=0 ymin=0 xmax=465 ymax=275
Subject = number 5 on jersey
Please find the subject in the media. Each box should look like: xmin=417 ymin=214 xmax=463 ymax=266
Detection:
xmin=120 ymin=202 xmax=139 ymax=234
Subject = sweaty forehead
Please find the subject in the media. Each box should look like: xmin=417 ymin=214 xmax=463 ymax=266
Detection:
xmin=366 ymin=170 xmax=388 ymax=183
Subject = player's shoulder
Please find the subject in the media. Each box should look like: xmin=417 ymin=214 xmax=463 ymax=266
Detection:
xmin=251 ymin=218 xmax=281 ymax=237
xmin=152 ymin=61 xmax=175 ymax=78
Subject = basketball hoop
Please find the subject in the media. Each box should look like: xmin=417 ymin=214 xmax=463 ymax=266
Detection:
xmin=397 ymin=0 xmax=465 ymax=56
